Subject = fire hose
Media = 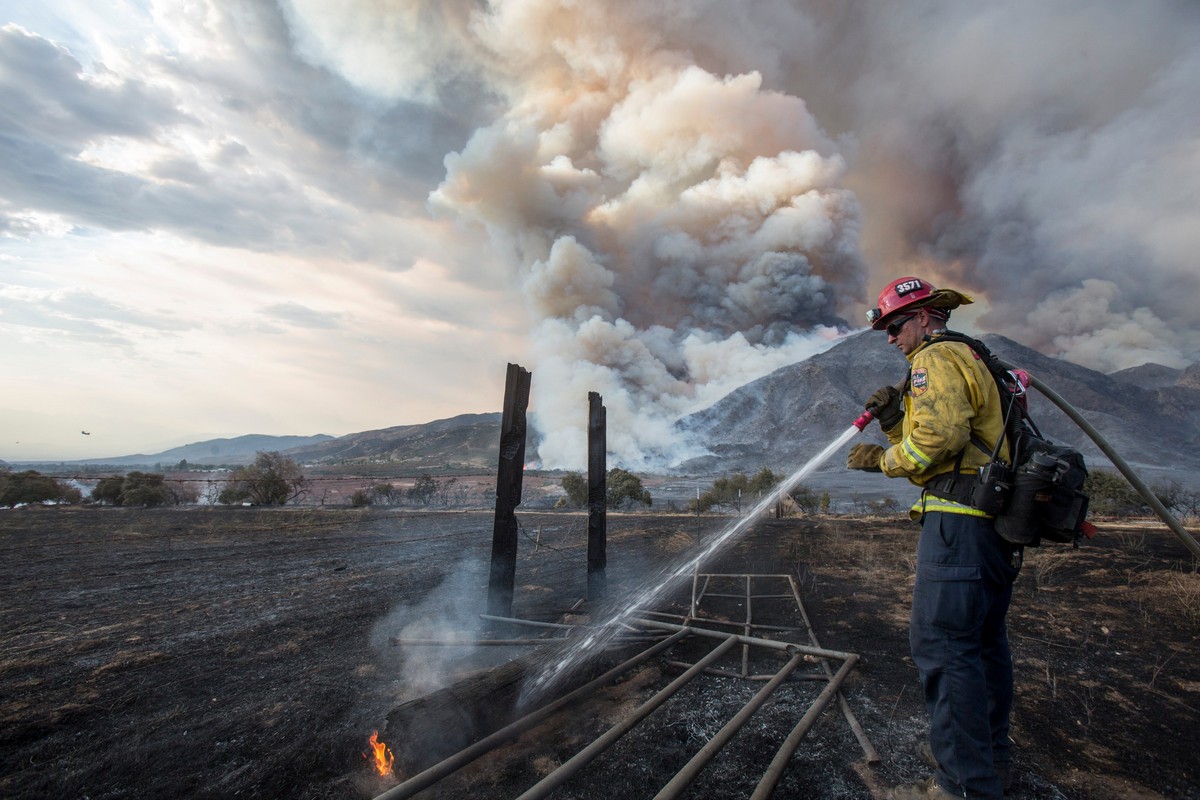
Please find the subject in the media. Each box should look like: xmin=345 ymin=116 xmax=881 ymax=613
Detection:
xmin=850 ymin=370 xmax=1200 ymax=560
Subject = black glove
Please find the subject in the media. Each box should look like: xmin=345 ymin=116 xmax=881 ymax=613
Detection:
xmin=866 ymin=385 xmax=903 ymax=431
xmin=847 ymin=443 xmax=885 ymax=472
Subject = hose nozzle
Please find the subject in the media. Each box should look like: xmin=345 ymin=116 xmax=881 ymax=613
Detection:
xmin=851 ymin=410 xmax=875 ymax=432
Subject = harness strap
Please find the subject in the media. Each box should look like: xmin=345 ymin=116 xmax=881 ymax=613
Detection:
xmin=925 ymin=470 xmax=980 ymax=506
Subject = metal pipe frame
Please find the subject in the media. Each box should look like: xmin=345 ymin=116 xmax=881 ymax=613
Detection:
xmin=651 ymin=650 xmax=810 ymax=800
xmin=372 ymin=629 xmax=690 ymax=800
xmin=786 ymin=574 xmax=880 ymax=763
xmin=751 ymin=655 xmax=860 ymax=800
xmin=653 ymin=572 xmax=880 ymax=765
xmin=513 ymin=636 xmax=742 ymax=800
xmin=373 ymin=619 xmax=863 ymax=800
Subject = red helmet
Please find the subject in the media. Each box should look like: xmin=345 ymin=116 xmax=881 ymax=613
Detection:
xmin=866 ymin=276 xmax=974 ymax=330
xmin=866 ymin=277 xmax=937 ymax=330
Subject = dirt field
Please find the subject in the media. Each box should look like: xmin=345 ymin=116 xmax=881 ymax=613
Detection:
xmin=1 ymin=507 xmax=1197 ymax=799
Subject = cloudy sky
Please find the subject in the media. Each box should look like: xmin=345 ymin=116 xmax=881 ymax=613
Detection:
xmin=3 ymin=1 xmax=1198 ymax=465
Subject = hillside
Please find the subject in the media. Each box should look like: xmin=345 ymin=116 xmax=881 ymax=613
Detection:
xmin=674 ymin=330 xmax=1200 ymax=477
xmin=282 ymin=412 xmax=510 ymax=470
xmin=16 ymin=434 xmax=335 ymax=468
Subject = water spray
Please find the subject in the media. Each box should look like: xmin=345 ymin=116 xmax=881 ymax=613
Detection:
xmin=520 ymin=418 xmax=871 ymax=708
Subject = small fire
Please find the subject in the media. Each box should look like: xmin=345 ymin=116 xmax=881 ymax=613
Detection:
xmin=365 ymin=730 xmax=395 ymax=777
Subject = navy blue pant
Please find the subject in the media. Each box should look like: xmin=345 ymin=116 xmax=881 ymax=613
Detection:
xmin=910 ymin=511 xmax=1021 ymax=799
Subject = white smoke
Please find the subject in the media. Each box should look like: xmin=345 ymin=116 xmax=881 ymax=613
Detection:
xmin=425 ymin=6 xmax=866 ymax=468
xmin=369 ymin=557 xmax=489 ymax=699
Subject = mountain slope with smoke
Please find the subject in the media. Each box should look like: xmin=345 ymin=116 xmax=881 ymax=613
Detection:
xmin=677 ymin=331 xmax=1200 ymax=477
xmin=277 ymin=0 xmax=1200 ymax=470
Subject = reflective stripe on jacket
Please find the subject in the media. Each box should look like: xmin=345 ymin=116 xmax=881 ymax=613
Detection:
xmin=881 ymin=335 xmax=1009 ymax=503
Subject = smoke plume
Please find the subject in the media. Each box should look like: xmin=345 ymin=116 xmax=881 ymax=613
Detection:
xmin=284 ymin=1 xmax=1200 ymax=468
xmin=426 ymin=3 xmax=863 ymax=468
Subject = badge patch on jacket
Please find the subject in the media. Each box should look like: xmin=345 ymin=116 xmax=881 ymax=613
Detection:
xmin=911 ymin=368 xmax=929 ymax=396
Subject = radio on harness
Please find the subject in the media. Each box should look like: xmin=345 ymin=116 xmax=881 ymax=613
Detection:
xmin=933 ymin=332 xmax=1094 ymax=547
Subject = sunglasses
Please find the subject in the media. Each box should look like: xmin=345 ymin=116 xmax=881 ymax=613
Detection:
xmin=886 ymin=314 xmax=917 ymax=337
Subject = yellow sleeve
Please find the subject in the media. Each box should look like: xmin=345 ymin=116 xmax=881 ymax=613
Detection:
xmin=881 ymin=346 xmax=975 ymax=480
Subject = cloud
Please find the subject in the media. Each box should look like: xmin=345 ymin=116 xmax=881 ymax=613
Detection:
xmin=0 ymin=9 xmax=481 ymax=265
xmin=0 ymin=284 xmax=191 ymax=344
xmin=0 ymin=24 xmax=186 ymax=149
xmin=260 ymin=302 xmax=345 ymax=331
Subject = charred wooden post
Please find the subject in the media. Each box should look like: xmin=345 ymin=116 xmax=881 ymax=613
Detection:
xmin=587 ymin=391 xmax=607 ymax=601
xmin=487 ymin=363 xmax=531 ymax=617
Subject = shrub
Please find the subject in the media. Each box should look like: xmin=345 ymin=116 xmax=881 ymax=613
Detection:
xmin=1084 ymin=470 xmax=1148 ymax=517
xmin=219 ymin=452 xmax=309 ymax=506
xmin=561 ymin=472 xmax=588 ymax=508
xmin=607 ymin=468 xmax=652 ymax=509
xmin=0 ymin=470 xmax=81 ymax=507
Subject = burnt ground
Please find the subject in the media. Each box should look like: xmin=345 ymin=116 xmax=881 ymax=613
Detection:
xmin=1 ymin=507 xmax=1197 ymax=800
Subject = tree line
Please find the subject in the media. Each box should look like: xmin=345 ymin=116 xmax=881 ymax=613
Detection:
xmin=6 ymin=455 xmax=1200 ymax=522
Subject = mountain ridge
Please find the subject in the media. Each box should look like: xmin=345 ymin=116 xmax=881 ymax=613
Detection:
xmin=13 ymin=332 xmax=1199 ymax=477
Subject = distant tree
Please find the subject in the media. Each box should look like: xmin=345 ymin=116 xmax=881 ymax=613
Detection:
xmin=431 ymin=477 xmax=459 ymax=506
xmin=819 ymin=491 xmax=832 ymax=515
xmin=606 ymin=468 xmax=651 ymax=509
xmin=1084 ymin=470 xmax=1148 ymax=517
xmin=1152 ymin=478 xmax=1184 ymax=516
xmin=91 ymin=476 xmax=126 ymax=505
xmin=695 ymin=472 xmax=751 ymax=513
xmin=868 ymin=496 xmax=904 ymax=515
xmin=407 ymin=474 xmax=437 ymax=505
xmin=369 ymin=483 xmax=402 ymax=506
xmin=1175 ymin=487 xmax=1200 ymax=522
xmin=350 ymin=489 xmax=371 ymax=507
xmin=789 ymin=485 xmax=819 ymax=515
xmin=561 ymin=472 xmax=588 ymax=508
xmin=747 ymin=468 xmax=778 ymax=495
xmin=218 ymin=451 xmax=309 ymax=506
xmin=168 ymin=482 xmax=200 ymax=505
xmin=0 ymin=470 xmax=81 ymax=507
xmin=118 ymin=472 xmax=172 ymax=507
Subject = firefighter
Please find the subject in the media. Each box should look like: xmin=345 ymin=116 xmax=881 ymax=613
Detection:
xmin=847 ymin=276 xmax=1023 ymax=800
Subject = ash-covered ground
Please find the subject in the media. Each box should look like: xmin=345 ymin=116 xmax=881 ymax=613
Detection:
xmin=1 ymin=507 xmax=1196 ymax=799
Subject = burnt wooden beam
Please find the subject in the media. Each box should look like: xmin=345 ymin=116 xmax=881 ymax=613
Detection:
xmin=487 ymin=363 xmax=531 ymax=617
xmin=587 ymin=391 xmax=607 ymax=601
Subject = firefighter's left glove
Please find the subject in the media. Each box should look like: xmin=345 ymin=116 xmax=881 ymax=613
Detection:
xmin=866 ymin=385 xmax=904 ymax=432
xmin=847 ymin=443 xmax=885 ymax=472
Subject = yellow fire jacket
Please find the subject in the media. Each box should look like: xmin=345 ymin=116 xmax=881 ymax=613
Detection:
xmin=879 ymin=335 xmax=1009 ymax=517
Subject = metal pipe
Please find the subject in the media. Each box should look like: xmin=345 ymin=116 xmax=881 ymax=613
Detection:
xmin=637 ymin=609 xmax=800 ymax=633
xmin=787 ymin=576 xmax=880 ymax=763
xmin=515 ymin=637 xmax=741 ymax=800
xmin=389 ymin=638 xmax=568 ymax=647
xmin=480 ymin=614 xmax=579 ymax=630
xmin=371 ymin=629 xmax=690 ymax=800
xmin=652 ymin=651 xmax=809 ymax=800
xmin=632 ymin=617 xmax=857 ymax=661
xmin=742 ymin=574 xmax=752 ymax=678
xmin=750 ymin=655 xmax=859 ymax=800
xmin=1014 ymin=369 xmax=1200 ymax=560
xmin=661 ymin=660 xmax=828 ymax=681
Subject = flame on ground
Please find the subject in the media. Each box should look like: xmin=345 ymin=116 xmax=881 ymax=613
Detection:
xmin=364 ymin=730 xmax=395 ymax=777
